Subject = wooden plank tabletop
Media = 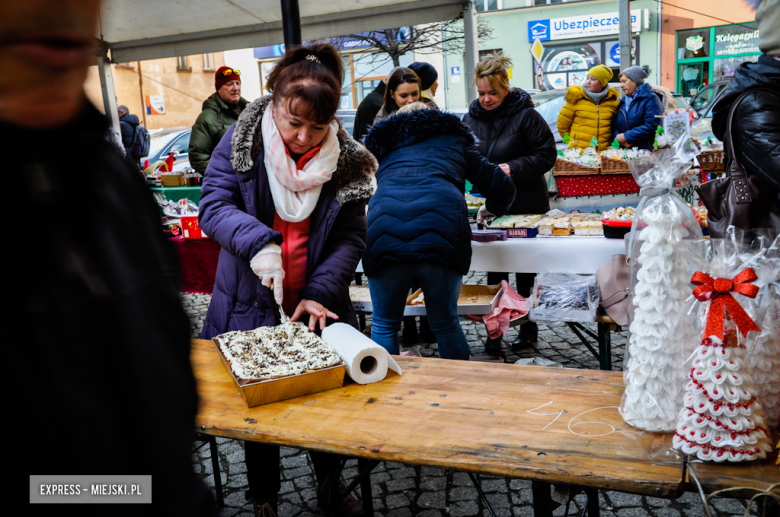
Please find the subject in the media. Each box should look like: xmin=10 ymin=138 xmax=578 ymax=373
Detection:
xmin=191 ymin=339 xmax=684 ymax=497
xmin=686 ymin=460 xmax=780 ymax=500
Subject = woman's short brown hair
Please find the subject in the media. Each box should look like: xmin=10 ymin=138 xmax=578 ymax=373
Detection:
xmin=265 ymin=43 xmax=344 ymax=124
xmin=474 ymin=53 xmax=512 ymax=93
xmin=384 ymin=67 xmax=421 ymax=113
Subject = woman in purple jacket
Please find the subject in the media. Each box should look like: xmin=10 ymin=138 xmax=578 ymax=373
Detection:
xmin=198 ymin=43 xmax=377 ymax=517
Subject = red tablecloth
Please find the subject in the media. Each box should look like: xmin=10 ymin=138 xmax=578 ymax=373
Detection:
xmin=169 ymin=236 xmax=221 ymax=294
xmin=555 ymin=174 xmax=639 ymax=198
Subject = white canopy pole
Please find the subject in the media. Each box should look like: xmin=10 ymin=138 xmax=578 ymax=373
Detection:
xmin=97 ymin=49 xmax=120 ymax=133
xmin=463 ymin=0 xmax=479 ymax=105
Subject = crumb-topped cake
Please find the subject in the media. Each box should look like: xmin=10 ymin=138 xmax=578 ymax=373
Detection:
xmin=214 ymin=322 xmax=343 ymax=385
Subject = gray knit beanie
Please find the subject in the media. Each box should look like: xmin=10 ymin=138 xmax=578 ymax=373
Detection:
xmin=621 ymin=66 xmax=647 ymax=85
xmin=757 ymin=0 xmax=780 ymax=57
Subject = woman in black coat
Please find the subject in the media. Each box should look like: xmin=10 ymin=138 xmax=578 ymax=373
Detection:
xmin=463 ymin=54 xmax=557 ymax=357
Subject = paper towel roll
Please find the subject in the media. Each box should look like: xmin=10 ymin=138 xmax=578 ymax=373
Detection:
xmin=321 ymin=323 xmax=402 ymax=384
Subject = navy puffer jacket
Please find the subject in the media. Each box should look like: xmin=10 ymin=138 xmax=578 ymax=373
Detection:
xmin=363 ymin=109 xmax=516 ymax=276
xmin=614 ymin=82 xmax=663 ymax=151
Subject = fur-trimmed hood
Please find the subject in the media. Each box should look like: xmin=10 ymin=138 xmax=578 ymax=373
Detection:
xmin=364 ymin=109 xmax=475 ymax=162
xmin=230 ymin=95 xmax=377 ymax=205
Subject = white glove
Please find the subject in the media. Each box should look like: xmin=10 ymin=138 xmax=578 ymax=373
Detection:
xmin=250 ymin=243 xmax=285 ymax=304
xmin=477 ymin=205 xmax=496 ymax=225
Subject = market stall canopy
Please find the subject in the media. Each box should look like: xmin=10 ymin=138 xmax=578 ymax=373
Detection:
xmin=100 ymin=0 xmax=464 ymax=62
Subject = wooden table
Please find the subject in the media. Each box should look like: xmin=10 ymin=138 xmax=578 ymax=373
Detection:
xmin=192 ymin=339 xmax=684 ymax=507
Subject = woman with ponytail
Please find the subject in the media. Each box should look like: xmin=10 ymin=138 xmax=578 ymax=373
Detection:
xmin=198 ymin=43 xmax=377 ymax=517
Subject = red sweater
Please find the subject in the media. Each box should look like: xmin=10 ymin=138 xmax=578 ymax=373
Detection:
xmin=273 ymin=146 xmax=320 ymax=315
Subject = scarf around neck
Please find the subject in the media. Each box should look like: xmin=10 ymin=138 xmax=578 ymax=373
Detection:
xmin=261 ymin=104 xmax=340 ymax=222
xmin=583 ymin=86 xmax=609 ymax=105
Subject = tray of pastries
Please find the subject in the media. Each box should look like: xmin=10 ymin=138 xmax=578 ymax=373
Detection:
xmin=213 ymin=322 xmax=346 ymax=407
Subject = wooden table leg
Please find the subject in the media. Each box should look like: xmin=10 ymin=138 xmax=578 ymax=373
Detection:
xmin=468 ymin=473 xmax=497 ymax=517
xmin=200 ymin=434 xmax=224 ymax=509
xmin=532 ymin=481 xmax=554 ymax=517
xmin=349 ymin=459 xmax=378 ymax=517
xmin=566 ymin=323 xmax=601 ymax=365
xmin=584 ymin=487 xmax=600 ymax=517
xmin=597 ymin=323 xmax=612 ymax=371
xmin=355 ymin=273 xmax=366 ymax=331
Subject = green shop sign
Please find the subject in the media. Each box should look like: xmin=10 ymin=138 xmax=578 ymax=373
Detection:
xmin=714 ymin=23 xmax=759 ymax=57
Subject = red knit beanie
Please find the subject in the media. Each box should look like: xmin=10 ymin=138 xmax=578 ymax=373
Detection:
xmin=215 ymin=66 xmax=241 ymax=91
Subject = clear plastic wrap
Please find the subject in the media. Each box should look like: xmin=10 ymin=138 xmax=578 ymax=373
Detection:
xmin=743 ymin=231 xmax=780 ymax=433
xmin=620 ymin=136 xmax=705 ymax=432
xmin=672 ymin=236 xmax=773 ymax=462
xmin=528 ymin=273 xmax=599 ymax=323
xmin=162 ymin=198 xmax=199 ymax=217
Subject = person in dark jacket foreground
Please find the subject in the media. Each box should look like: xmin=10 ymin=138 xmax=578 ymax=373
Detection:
xmin=364 ymin=102 xmax=516 ymax=360
xmin=199 ymin=43 xmax=377 ymax=517
xmin=463 ymin=54 xmax=556 ymax=357
xmin=353 ymin=79 xmax=385 ymax=142
xmin=711 ymin=1 xmax=780 ymax=194
xmin=189 ymin=66 xmax=250 ymax=174
xmin=614 ymin=66 xmax=663 ymax=151
xmin=4 ymin=1 xmax=212 ymax=515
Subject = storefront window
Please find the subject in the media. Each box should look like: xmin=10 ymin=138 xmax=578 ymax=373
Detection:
xmin=680 ymin=62 xmax=710 ymax=101
xmin=535 ymin=38 xmax=638 ymax=91
xmin=678 ymin=29 xmax=709 ymax=60
xmin=355 ymin=80 xmax=382 ymax=106
xmin=713 ymin=55 xmax=758 ymax=81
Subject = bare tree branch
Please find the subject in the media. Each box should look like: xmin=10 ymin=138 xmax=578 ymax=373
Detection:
xmin=324 ymin=17 xmax=493 ymax=71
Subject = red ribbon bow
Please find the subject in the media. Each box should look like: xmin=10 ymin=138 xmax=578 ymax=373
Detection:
xmin=691 ymin=268 xmax=761 ymax=339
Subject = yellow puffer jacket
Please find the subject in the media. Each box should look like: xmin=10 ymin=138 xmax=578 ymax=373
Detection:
xmin=557 ymin=85 xmax=620 ymax=152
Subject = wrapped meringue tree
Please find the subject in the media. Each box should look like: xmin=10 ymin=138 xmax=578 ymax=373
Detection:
xmin=620 ymin=136 xmax=704 ymax=432
xmin=673 ymin=238 xmax=772 ymax=462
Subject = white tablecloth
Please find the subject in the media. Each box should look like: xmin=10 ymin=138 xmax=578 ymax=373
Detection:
xmin=470 ymin=237 xmax=626 ymax=274
xmin=356 ymin=237 xmax=626 ymax=275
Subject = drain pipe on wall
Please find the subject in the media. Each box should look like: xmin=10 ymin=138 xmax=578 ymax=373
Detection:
xmin=657 ymin=0 xmax=662 ymax=88
xmin=442 ymin=21 xmax=450 ymax=110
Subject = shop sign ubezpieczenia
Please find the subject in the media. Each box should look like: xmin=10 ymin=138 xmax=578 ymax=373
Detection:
xmin=713 ymin=23 xmax=760 ymax=57
xmin=527 ymin=10 xmax=641 ymax=42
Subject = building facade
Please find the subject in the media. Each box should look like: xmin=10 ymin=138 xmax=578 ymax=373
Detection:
xmin=659 ymin=0 xmax=756 ymax=93
xmin=443 ymin=0 xmax=660 ymax=109
xmin=83 ymin=49 xmax=262 ymax=130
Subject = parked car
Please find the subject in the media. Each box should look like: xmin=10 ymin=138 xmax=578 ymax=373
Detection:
xmin=143 ymin=127 xmax=191 ymax=172
xmin=690 ymin=83 xmax=731 ymax=142
xmin=688 ymin=79 xmax=731 ymax=115
xmin=336 ymin=109 xmax=356 ymax=137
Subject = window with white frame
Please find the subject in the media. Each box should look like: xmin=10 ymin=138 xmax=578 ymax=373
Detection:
xmin=176 ymin=56 xmax=191 ymax=71
xmin=202 ymin=53 xmax=214 ymax=71
xmin=529 ymin=0 xmax=564 ymax=5
xmin=476 ymin=0 xmax=502 ymax=12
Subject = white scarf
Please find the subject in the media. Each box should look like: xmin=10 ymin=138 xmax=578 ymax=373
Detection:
xmin=261 ymin=104 xmax=341 ymax=222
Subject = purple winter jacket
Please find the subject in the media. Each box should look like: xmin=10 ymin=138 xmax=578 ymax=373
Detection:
xmin=199 ymin=96 xmax=377 ymax=339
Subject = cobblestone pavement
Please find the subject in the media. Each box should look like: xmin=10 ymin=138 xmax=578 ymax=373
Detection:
xmin=182 ymin=271 xmax=762 ymax=517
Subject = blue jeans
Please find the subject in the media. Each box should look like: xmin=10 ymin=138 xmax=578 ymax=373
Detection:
xmin=368 ymin=263 xmax=470 ymax=360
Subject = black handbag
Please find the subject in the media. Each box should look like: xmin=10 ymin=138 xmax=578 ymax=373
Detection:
xmin=696 ymin=87 xmax=780 ymax=238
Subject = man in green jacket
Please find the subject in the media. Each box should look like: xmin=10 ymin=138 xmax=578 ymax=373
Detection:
xmin=189 ymin=66 xmax=249 ymax=174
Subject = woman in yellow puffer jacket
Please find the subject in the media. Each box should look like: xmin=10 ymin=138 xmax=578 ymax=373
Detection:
xmin=557 ymin=65 xmax=620 ymax=152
